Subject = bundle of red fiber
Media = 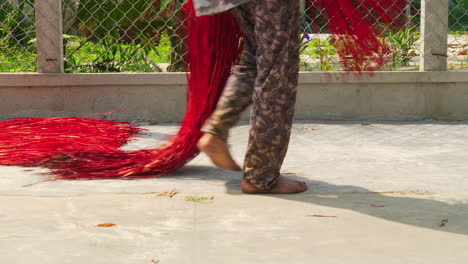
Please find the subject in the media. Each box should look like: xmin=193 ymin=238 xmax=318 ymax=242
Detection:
xmin=0 ymin=0 xmax=406 ymax=180
xmin=0 ymin=116 xmax=141 ymax=167
xmin=308 ymin=0 xmax=407 ymax=71
xmin=30 ymin=2 xmax=243 ymax=180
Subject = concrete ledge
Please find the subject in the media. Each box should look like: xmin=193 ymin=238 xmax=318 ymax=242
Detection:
xmin=1 ymin=72 xmax=467 ymax=122
xmin=1 ymin=72 xmax=467 ymax=87
xmin=0 ymin=72 xmax=188 ymax=87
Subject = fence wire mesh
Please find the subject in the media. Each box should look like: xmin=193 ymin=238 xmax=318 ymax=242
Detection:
xmin=447 ymin=0 xmax=467 ymax=70
xmin=300 ymin=0 xmax=420 ymax=71
xmin=62 ymin=0 xmax=187 ymax=73
xmin=0 ymin=0 xmax=36 ymax=72
xmin=0 ymin=0 xmax=466 ymax=73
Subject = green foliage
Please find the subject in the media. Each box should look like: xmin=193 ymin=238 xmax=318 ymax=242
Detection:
xmin=410 ymin=0 xmax=467 ymax=32
xmin=300 ymin=36 xmax=337 ymax=71
xmin=0 ymin=46 xmax=36 ymax=72
xmin=69 ymin=0 xmax=163 ymax=41
xmin=386 ymin=24 xmax=420 ymax=68
xmin=64 ymin=33 xmax=172 ymax=73
xmin=0 ymin=0 xmax=35 ymax=47
xmin=449 ymin=0 xmax=468 ymax=32
xmin=1 ymin=0 xmax=465 ymax=72
xmin=63 ymin=0 xmax=185 ymax=72
xmin=159 ymin=0 xmax=173 ymax=11
xmin=0 ymin=0 xmax=35 ymax=72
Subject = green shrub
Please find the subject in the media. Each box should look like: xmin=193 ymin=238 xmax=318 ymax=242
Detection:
xmin=300 ymin=35 xmax=337 ymax=71
xmin=64 ymin=33 xmax=172 ymax=73
xmin=63 ymin=0 xmax=185 ymax=73
xmin=386 ymin=24 xmax=420 ymax=68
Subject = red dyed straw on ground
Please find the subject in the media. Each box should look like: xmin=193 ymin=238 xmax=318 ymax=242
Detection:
xmin=0 ymin=115 xmax=142 ymax=167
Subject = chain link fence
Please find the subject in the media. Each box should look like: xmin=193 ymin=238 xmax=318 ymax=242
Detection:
xmin=300 ymin=1 xmax=417 ymax=71
xmin=0 ymin=0 xmax=36 ymax=72
xmin=62 ymin=0 xmax=186 ymax=72
xmin=448 ymin=0 xmax=467 ymax=70
xmin=0 ymin=0 xmax=466 ymax=73
xmin=301 ymin=0 xmax=467 ymax=71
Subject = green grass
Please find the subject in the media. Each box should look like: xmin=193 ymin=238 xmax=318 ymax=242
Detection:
xmin=0 ymin=47 xmax=36 ymax=72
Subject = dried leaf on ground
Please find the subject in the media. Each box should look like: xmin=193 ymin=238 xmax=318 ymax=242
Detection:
xmin=283 ymin=172 xmax=305 ymax=176
xmin=371 ymin=204 xmax=385 ymax=207
xmin=96 ymin=223 xmax=116 ymax=227
xmin=439 ymin=219 xmax=448 ymax=227
xmin=185 ymin=196 xmax=214 ymax=202
xmin=361 ymin=123 xmax=372 ymax=126
xmin=158 ymin=189 xmax=179 ymax=198
xmin=305 ymin=215 xmax=337 ymax=218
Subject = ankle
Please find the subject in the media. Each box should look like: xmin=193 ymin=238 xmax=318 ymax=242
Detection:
xmin=240 ymin=180 xmax=265 ymax=194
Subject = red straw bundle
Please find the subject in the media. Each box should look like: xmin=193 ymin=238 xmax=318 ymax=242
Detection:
xmin=310 ymin=0 xmax=407 ymax=71
xmin=34 ymin=3 xmax=243 ymax=180
xmin=0 ymin=115 xmax=141 ymax=167
xmin=0 ymin=0 xmax=406 ymax=180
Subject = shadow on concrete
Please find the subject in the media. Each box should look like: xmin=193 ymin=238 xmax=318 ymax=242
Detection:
xmin=174 ymin=165 xmax=468 ymax=236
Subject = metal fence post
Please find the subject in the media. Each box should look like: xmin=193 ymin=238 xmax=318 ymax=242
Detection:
xmin=35 ymin=0 xmax=64 ymax=73
xmin=420 ymin=0 xmax=449 ymax=71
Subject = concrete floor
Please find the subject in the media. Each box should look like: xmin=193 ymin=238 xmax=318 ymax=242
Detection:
xmin=1 ymin=122 xmax=468 ymax=264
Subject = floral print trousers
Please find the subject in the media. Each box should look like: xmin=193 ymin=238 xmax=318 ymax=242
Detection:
xmin=201 ymin=0 xmax=300 ymax=190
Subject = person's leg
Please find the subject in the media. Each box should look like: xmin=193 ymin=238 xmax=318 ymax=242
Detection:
xmin=197 ymin=4 xmax=257 ymax=171
xmin=241 ymin=0 xmax=307 ymax=193
xmin=198 ymin=0 xmax=307 ymax=194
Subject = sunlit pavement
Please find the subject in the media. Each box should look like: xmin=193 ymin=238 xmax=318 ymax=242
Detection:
xmin=1 ymin=121 xmax=468 ymax=264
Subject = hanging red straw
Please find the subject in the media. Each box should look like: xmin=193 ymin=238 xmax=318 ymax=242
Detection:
xmin=308 ymin=0 xmax=407 ymax=71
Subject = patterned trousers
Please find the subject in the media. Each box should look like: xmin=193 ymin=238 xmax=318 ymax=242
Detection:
xmin=201 ymin=0 xmax=300 ymax=190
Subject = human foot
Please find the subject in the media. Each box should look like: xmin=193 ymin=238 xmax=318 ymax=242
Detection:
xmin=197 ymin=133 xmax=242 ymax=171
xmin=240 ymin=175 xmax=308 ymax=194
